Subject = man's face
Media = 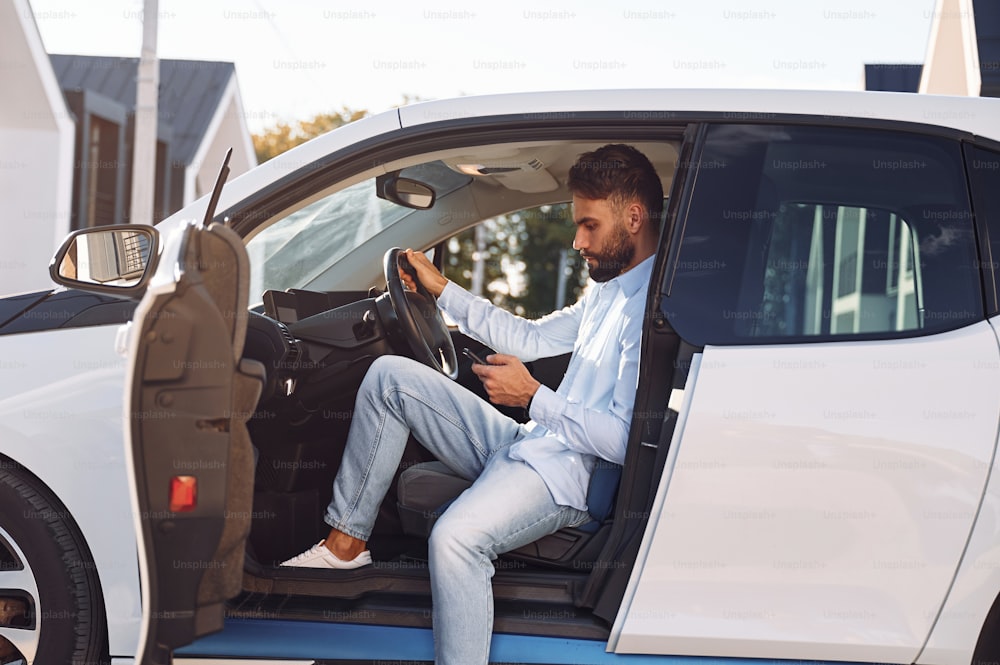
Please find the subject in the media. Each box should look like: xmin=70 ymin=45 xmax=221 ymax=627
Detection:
xmin=571 ymin=195 xmax=636 ymax=282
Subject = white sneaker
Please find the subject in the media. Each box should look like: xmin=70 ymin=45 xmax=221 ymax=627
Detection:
xmin=280 ymin=540 xmax=373 ymax=569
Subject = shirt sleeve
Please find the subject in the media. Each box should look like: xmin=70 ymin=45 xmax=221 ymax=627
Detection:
xmin=437 ymin=280 xmax=583 ymax=362
xmin=526 ymin=303 xmax=643 ymax=466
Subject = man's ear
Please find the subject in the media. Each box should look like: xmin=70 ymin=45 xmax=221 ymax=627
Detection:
xmin=625 ymin=203 xmax=644 ymax=233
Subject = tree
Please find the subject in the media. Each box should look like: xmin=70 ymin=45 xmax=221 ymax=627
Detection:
xmin=509 ymin=204 xmax=588 ymax=317
xmin=252 ymin=96 xmax=424 ymax=163
xmin=252 ymin=106 xmax=369 ymax=163
xmin=443 ymin=204 xmax=588 ymax=318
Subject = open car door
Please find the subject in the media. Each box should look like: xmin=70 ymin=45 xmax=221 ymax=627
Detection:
xmin=124 ymin=217 xmax=263 ymax=664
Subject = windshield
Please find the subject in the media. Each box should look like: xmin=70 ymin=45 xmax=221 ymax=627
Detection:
xmin=246 ymin=161 xmax=471 ymax=297
xmin=247 ymin=178 xmax=410 ymax=296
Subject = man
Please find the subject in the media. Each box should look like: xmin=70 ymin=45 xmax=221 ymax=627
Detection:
xmin=282 ymin=143 xmax=664 ymax=664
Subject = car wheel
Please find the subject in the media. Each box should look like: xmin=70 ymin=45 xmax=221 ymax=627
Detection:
xmin=0 ymin=463 xmax=108 ymax=664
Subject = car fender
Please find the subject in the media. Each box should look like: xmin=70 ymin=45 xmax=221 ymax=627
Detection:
xmin=0 ymin=323 xmax=142 ymax=657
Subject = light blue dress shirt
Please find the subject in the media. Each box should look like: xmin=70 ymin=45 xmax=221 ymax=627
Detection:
xmin=436 ymin=255 xmax=654 ymax=511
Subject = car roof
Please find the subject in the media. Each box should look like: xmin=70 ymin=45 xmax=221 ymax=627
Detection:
xmin=399 ymin=88 xmax=1000 ymax=141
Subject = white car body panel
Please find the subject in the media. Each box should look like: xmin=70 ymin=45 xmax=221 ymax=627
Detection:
xmin=614 ymin=322 xmax=1000 ymax=663
xmin=0 ymin=323 xmax=141 ymax=656
xmin=918 ymin=316 xmax=1000 ymax=665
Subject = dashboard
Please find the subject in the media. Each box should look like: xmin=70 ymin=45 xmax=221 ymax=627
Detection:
xmin=244 ymin=289 xmax=395 ymax=415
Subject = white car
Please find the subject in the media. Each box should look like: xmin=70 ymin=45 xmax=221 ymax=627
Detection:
xmin=2 ymin=89 xmax=1000 ymax=665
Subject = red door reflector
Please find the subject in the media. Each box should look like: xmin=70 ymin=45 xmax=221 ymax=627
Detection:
xmin=169 ymin=475 xmax=197 ymax=512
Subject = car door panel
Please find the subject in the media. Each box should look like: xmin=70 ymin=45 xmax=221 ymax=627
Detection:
xmin=613 ymin=121 xmax=997 ymax=662
xmin=614 ymin=322 xmax=1000 ymax=662
xmin=126 ymin=220 xmax=262 ymax=664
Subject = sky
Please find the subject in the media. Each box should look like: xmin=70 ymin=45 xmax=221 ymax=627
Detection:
xmin=27 ymin=0 xmax=940 ymax=134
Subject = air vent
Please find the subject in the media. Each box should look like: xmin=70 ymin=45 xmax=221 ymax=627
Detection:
xmin=276 ymin=322 xmax=301 ymax=367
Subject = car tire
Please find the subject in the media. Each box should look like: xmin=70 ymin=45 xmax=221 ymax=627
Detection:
xmin=0 ymin=462 xmax=108 ymax=665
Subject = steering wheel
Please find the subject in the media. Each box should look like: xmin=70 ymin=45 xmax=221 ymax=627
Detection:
xmin=377 ymin=247 xmax=458 ymax=380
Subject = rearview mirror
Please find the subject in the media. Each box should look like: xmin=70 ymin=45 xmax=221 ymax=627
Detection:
xmin=49 ymin=225 xmax=159 ymax=296
xmin=376 ymin=173 xmax=436 ymax=209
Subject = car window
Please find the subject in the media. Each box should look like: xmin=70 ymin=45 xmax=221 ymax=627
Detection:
xmin=441 ymin=203 xmax=588 ymax=317
xmin=665 ymin=123 xmax=981 ymax=344
xmin=965 ymin=145 xmax=1000 ymax=312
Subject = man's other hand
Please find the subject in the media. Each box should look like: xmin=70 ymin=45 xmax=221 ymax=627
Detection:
xmin=471 ymin=354 xmax=541 ymax=408
xmin=401 ymin=248 xmax=449 ymax=297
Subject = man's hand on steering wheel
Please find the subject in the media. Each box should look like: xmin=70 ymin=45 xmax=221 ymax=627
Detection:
xmin=400 ymin=248 xmax=448 ymax=297
xmin=380 ymin=247 xmax=459 ymax=379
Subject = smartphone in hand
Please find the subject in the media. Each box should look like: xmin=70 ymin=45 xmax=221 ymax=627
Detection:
xmin=462 ymin=347 xmax=488 ymax=365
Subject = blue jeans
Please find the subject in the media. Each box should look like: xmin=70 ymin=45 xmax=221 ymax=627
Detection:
xmin=324 ymin=355 xmax=589 ymax=665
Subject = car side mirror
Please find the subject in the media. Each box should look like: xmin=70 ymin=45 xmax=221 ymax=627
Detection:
xmin=49 ymin=225 xmax=159 ymax=297
xmin=376 ymin=173 xmax=436 ymax=209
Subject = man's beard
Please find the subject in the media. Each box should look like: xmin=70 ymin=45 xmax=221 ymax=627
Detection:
xmin=583 ymin=222 xmax=635 ymax=283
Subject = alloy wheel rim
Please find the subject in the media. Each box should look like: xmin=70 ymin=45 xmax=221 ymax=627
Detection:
xmin=0 ymin=525 xmax=40 ymax=663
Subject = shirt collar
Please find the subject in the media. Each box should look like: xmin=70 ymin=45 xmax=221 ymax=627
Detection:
xmin=612 ymin=254 xmax=655 ymax=298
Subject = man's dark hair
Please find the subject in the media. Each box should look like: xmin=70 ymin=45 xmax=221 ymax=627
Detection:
xmin=567 ymin=144 xmax=663 ymax=226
